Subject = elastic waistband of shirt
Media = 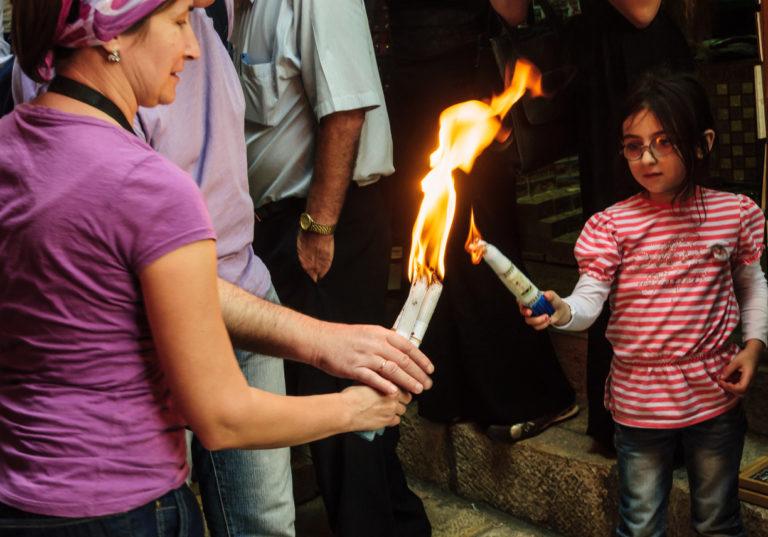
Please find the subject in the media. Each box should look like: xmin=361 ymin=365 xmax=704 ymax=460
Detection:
xmin=613 ymin=349 xmax=732 ymax=367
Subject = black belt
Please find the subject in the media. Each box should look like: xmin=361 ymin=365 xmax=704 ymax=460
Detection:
xmin=254 ymin=197 xmax=305 ymax=222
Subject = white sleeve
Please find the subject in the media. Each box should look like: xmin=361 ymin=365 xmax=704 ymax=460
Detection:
xmin=302 ymin=0 xmax=382 ymax=119
xmin=733 ymin=260 xmax=768 ymax=346
xmin=556 ymin=274 xmax=611 ymax=332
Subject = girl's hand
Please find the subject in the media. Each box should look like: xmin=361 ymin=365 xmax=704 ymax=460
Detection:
xmin=518 ymin=290 xmax=570 ymax=330
xmin=717 ymin=339 xmax=764 ymax=397
xmin=341 ymin=385 xmax=412 ymax=431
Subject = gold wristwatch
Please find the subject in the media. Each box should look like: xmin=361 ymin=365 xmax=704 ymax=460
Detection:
xmin=299 ymin=212 xmax=336 ymax=235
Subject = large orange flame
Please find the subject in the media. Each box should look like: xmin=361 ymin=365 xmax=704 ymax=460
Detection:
xmin=408 ymin=59 xmax=544 ymax=282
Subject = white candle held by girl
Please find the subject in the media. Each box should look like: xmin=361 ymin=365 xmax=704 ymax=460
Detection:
xmin=465 ymin=211 xmax=554 ymax=317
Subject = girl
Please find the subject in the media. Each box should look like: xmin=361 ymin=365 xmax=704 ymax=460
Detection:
xmin=522 ymin=71 xmax=767 ymax=537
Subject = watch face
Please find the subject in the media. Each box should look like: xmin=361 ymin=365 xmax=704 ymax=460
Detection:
xmin=300 ymin=212 xmax=311 ymax=230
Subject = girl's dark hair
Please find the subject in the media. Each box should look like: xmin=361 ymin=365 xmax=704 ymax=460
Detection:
xmin=12 ymin=0 xmax=176 ymax=83
xmin=619 ymin=70 xmax=715 ymax=205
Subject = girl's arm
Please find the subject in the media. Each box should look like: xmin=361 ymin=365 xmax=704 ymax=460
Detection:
xmin=139 ymin=240 xmax=409 ymax=451
xmin=520 ymin=273 xmax=610 ymax=331
xmin=732 ymin=260 xmax=768 ymax=346
xmin=718 ymin=260 xmax=768 ymax=396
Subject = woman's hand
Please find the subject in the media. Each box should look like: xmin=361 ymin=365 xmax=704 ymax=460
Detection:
xmin=518 ymin=290 xmax=570 ymax=330
xmin=718 ymin=339 xmax=764 ymax=397
xmin=341 ymin=385 xmax=412 ymax=431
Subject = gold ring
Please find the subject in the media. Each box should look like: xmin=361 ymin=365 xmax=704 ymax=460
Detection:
xmin=379 ymin=359 xmax=386 ymax=371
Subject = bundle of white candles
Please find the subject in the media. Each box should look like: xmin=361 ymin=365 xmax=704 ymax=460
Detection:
xmin=392 ymin=272 xmax=443 ymax=347
xmin=357 ymin=268 xmax=443 ymax=441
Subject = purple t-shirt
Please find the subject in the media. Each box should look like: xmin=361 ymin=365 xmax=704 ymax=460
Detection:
xmin=136 ymin=6 xmax=271 ymax=298
xmin=0 ymin=104 xmax=215 ymax=517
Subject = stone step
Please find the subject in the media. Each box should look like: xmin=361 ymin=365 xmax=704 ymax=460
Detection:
xmin=517 ymin=185 xmax=583 ymax=222
xmin=519 ymin=208 xmax=583 ymax=254
xmin=515 ymin=156 xmax=581 ymax=200
xmin=290 ymin=463 xmax=570 ymax=537
xmin=521 ymin=230 xmax=579 ymax=266
xmin=542 ymin=230 xmax=580 ymax=266
xmin=397 ymin=402 xmax=768 ymax=537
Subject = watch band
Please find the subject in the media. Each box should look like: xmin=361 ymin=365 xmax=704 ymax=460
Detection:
xmin=307 ymin=220 xmax=336 ymax=235
xmin=300 ymin=212 xmax=336 ymax=235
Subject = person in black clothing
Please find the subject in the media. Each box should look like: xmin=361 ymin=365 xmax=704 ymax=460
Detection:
xmin=0 ymin=0 xmax=13 ymax=117
xmin=386 ymin=0 xmax=578 ymax=440
xmin=492 ymin=0 xmax=694 ymax=451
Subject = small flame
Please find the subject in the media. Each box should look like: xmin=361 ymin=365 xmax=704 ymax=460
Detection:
xmin=464 ymin=208 xmax=485 ymax=265
xmin=408 ymin=59 xmax=543 ymax=281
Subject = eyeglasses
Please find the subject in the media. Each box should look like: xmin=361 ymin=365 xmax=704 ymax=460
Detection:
xmin=622 ymin=135 xmax=676 ymax=161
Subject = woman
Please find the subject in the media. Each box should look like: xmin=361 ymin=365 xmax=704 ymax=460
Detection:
xmin=0 ymin=2 xmax=410 ymax=535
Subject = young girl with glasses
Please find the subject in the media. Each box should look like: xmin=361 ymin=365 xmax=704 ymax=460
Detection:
xmin=521 ymin=71 xmax=767 ymax=537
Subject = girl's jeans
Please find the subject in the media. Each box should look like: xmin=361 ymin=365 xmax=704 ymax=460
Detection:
xmin=615 ymin=403 xmax=747 ymax=537
xmin=0 ymin=484 xmax=204 ymax=537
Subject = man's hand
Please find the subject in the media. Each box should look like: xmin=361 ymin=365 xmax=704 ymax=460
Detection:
xmin=217 ymin=280 xmax=433 ymax=395
xmin=297 ymin=231 xmax=334 ymax=282
xmin=313 ymin=323 xmax=434 ymax=395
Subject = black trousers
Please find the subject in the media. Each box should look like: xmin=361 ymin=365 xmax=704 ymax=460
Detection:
xmin=252 ymin=180 xmax=431 ymax=537
xmin=415 ymin=149 xmax=576 ymax=425
xmin=585 ymin=307 xmax=615 ymax=448
xmin=384 ymin=9 xmax=575 ymax=425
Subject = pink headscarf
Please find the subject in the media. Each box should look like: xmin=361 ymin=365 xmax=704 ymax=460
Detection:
xmin=39 ymin=0 xmax=168 ymax=79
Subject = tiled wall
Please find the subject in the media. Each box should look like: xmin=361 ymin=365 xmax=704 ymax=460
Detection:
xmin=700 ymin=59 xmax=763 ymax=199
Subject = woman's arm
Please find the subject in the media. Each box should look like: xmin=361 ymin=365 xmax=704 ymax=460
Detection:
xmin=490 ymin=0 xmax=662 ymax=30
xmin=140 ymin=240 xmax=409 ymax=451
xmin=489 ymin=0 xmax=529 ymax=27
xmin=607 ymin=0 xmax=661 ymax=29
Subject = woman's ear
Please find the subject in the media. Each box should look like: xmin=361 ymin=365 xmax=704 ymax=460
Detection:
xmin=697 ymin=129 xmax=715 ymax=158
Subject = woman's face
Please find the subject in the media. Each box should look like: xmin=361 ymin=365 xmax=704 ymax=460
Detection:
xmin=622 ymin=108 xmax=686 ymax=204
xmin=119 ymin=0 xmax=200 ymax=108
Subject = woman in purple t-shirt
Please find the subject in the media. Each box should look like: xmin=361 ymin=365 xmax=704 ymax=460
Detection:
xmin=0 ymin=2 xmax=411 ymax=536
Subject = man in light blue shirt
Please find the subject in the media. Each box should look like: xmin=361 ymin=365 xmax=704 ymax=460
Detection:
xmin=232 ymin=1 xmax=431 ymax=536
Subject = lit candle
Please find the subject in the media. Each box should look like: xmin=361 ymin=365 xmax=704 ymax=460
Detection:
xmin=474 ymin=240 xmax=554 ymax=317
xmin=392 ymin=275 xmax=429 ymax=340
xmin=408 ymin=280 xmax=442 ymax=346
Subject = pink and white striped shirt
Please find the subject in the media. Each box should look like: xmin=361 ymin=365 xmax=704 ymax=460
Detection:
xmin=572 ymin=188 xmax=765 ymax=428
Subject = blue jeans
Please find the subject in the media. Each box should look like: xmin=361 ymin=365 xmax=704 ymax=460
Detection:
xmin=0 ymin=484 xmax=204 ymax=537
xmin=191 ymin=285 xmax=295 ymax=537
xmin=615 ymin=404 xmax=747 ymax=537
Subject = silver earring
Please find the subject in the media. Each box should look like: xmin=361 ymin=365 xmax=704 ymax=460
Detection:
xmin=107 ymin=49 xmax=120 ymax=63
